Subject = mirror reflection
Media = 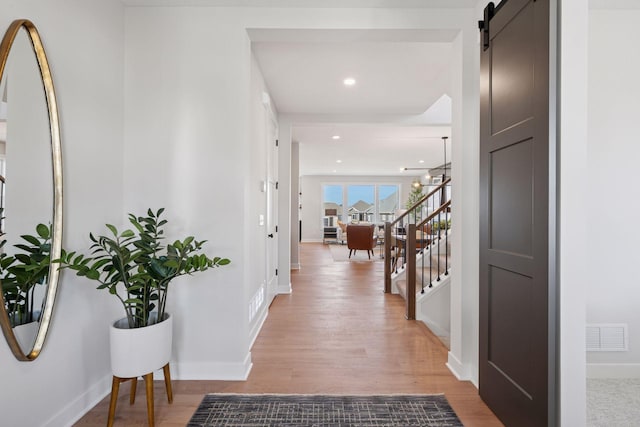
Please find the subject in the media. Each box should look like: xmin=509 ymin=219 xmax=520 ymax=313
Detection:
xmin=0 ymin=20 xmax=62 ymax=361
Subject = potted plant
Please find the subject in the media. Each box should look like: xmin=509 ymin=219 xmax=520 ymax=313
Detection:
xmin=0 ymin=223 xmax=53 ymax=350
xmin=59 ymin=208 xmax=230 ymax=377
xmin=1 ymin=223 xmax=52 ymax=327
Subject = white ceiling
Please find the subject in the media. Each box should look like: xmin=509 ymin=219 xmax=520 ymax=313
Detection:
xmin=249 ymin=30 xmax=455 ymax=176
xmin=251 ymin=28 xmax=456 ymax=176
xmin=253 ymin=41 xmax=453 ymax=115
xmin=296 ymin=124 xmax=452 ymax=177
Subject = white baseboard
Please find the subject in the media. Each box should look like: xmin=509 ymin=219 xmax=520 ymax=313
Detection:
xmin=446 ymin=351 xmax=465 ymax=380
xmin=291 ymin=263 xmax=301 ymax=270
xmin=172 ymin=352 xmax=252 ymax=380
xmin=278 ymin=282 xmax=292 ymax=294
xmin=44 ymin=372 xmax=112 ymax=427
xmin=301 ymin=239 xmax=323 ymax=243
xmin=420 ymin=318 xmax=449 ymax=338
xmin=587 ymin=363 xmax=640 ymax=378
xmin=446 ymin=351 xmax=476 ymax=387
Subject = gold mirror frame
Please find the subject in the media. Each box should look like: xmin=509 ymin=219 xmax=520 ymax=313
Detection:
xmin=0 ymin=19 xmax=63 ymax=361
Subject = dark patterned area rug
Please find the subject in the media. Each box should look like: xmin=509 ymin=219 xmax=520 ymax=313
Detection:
xmin=187 ymin=394 xmax=463 ymax=426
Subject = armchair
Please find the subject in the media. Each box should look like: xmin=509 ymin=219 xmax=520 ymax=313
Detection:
xmin=346 ymin=224 xmax=377 ymax=259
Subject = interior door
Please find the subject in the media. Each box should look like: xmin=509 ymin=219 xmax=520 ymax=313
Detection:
xmin=479 ymin=0 xmax=555 ymax=426
xmin=265 ymin=111 xmax=279 ymax=305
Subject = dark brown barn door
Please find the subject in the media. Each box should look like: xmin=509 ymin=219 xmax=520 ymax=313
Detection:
xmin=479 ymin=0 xmax=555 ymax=426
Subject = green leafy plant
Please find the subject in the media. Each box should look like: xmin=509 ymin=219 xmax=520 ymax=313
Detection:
xmin=59 ymin=208 xmax=230 ymax=329
xmin=1 ymin=224 xmax=52 ymax=327
xmin=405 ymin=185 xmax=424 ymax=210
xmin=431 ymin=219 xmax=451 ymax=231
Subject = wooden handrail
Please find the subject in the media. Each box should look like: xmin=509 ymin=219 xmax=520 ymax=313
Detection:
xmin=416 ymin=200 xmax=451 ymax=230
xmin=390 ymin=178 xmax=451 ymax=228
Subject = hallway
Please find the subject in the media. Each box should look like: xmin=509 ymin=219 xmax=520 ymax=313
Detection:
xmin=75 ymin=243 xmax=502 ymax=426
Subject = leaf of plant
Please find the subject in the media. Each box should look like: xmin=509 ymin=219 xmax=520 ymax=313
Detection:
xmin=106 ymin=224 xmax=118 ymax=237
xmin=120 ymin=229 xmax=135 ymax=238
xmin=36 ymin=223 xmax=50 ymax=239
xmin=86 ymin=269 xmax=100 ymax=280
xmin=20 ymin=235 xmax=41 ymax=246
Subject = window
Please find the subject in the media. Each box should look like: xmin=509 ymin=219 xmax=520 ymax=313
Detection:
xmin=378 ymin=185 xmax=399 ymax=223
xmin=322 ymin=183 xmax=400 ymax=225
xmin=347 ymin=185 xmax=375 ymax=223
xmin=322 ymin=185 xmax=342 ymax=227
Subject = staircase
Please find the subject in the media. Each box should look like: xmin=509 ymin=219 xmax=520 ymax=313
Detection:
xmin=383 ymin=179 xmax=451 ymax=328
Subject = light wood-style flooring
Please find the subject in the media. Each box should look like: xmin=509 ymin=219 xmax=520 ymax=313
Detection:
xmin=75 ymin=242 xmax=503 ymax=426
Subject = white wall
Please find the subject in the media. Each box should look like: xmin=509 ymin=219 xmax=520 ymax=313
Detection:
xmin=560 ymin=0 xmax=588 ymax=424
xmin=247 ymin=53 xmax=272 ymax=340
xmin=299 ymin=174 xmax=418 ymax=242
xmin=124 ymin=7 xmax=253 ymax=379
xmin=291 ymin=141 xmax=300 ymax=268
xmin=587 ymin=9 xmax=640 ymax=374
xmin=0 ymin=0 xmax=125 ymax=425
xmin=447 ymin=7 xmax=479 ymax=386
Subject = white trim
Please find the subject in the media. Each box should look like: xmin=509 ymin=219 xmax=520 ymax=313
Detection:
xmin=587 ymin=363 xmax=640 ymax=378
xmin=420 ymin=319 xmax=448 ymax=338
xmin=249 ymin=307 xmax=269 ymax=349
xmin=278 ymin=282 xmax=292 ymax=294
xmin=302 ymin=238 xmax=323 ymax=243
xmin=172 ymin=352 xmax=253 ymax=380
xmin=43 ymin=373 xmax=112 ymax=427
xmin=446 ymin=351 xmax=476 ymax=387
xmin=290 ymin=263 xmax=301 ymax=270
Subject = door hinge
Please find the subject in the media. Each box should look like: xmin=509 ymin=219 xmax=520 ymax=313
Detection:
xmin=275 ymin=182 xmax=279 ymax=190
xmin=478 ymin=2 xmax=495 ymax=51
xmin=275 ymin=226 xmax=278 ymax=232
xmin=275 ymin=139 xmax=279 ymax=147
xmin=275 ymin=269 xmax=278 ymax=276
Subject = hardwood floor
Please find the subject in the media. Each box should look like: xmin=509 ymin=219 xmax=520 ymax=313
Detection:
xmin=75 ymin=243 xmax=502 ymax=426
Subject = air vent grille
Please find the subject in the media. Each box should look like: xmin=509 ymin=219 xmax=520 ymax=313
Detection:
xmin=586 ymin=324 xmax=627 ymax=352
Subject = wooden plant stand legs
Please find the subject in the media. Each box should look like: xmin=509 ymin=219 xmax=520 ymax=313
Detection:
xmin=107 ymin=363 xmax=173 ymax=427
xmin=163 ymin=363 xmax=173 ymax=403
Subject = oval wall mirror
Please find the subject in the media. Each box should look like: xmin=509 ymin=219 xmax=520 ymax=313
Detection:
xmin=0 ymin=19 xmax=63 ymax=361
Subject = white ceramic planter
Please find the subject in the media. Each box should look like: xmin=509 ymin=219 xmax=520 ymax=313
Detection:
xmin=110 ymin=313 xmax=172 ymax=378
xmin=13 ymin=321 xmax=39 ymax=353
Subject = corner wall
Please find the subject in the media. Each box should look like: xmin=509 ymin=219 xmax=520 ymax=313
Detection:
xmin=447 ymin=8 xmax=480 ymax=386
xmin=559 ymin=0 xmax=588 ymax=424
xmin=586 ymin=8 xmax=640 ymax=376
xmin=0 ymin=1 xmax=125 ymax=425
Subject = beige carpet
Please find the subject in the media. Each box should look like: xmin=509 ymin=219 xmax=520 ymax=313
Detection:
xmin=328 ymin=243 xmax=382 ymax=262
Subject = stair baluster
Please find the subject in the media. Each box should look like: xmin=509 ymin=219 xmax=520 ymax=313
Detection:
xmin=383 ymin=178 xmax=452 ymax=320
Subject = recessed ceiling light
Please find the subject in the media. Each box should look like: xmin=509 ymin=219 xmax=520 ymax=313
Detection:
xmin=343 ymin=77 xmax=356 ymax=86
xmin=400 ymin=168 xmax=405 ymax=172
xmin=336 ymin=160 xmax=342 ymax=163
xmin=419 ymin=160 xmax=425 ymax=164
xmin=332 ymin=170 xmax=337 ymax=173
xmin=332 ymin=135 xmax=340 ymax=140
